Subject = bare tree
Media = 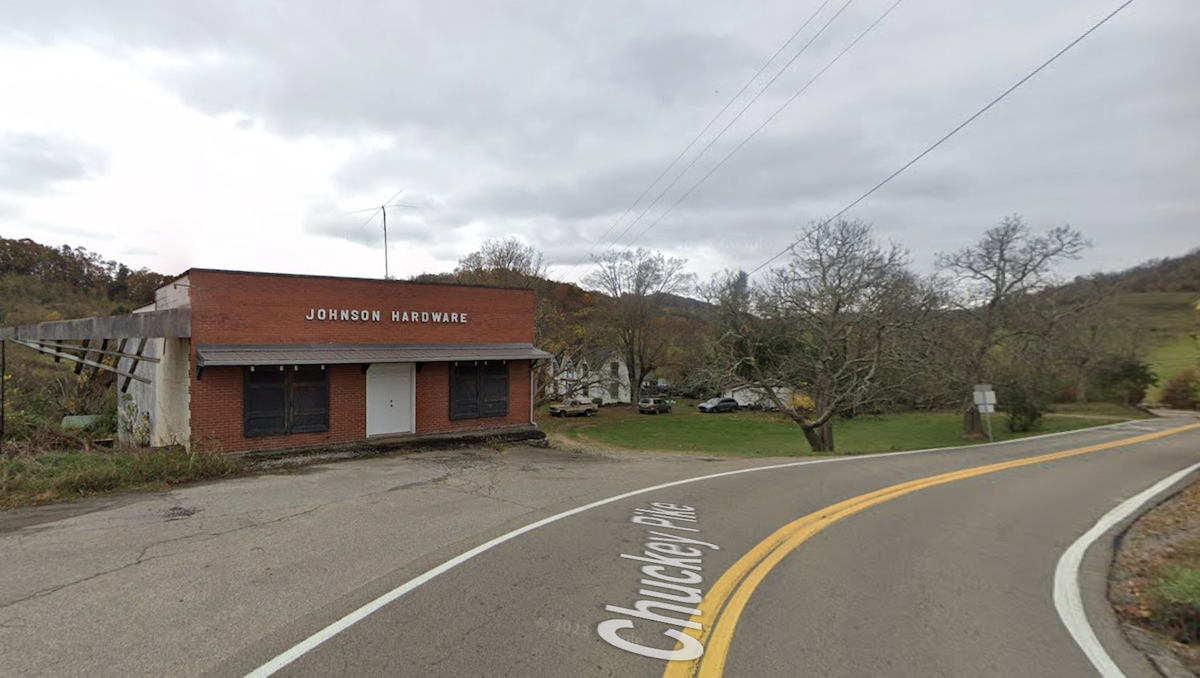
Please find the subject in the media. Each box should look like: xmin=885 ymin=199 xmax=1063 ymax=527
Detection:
xmin=454 ymin=237 xmax=548 ymax=288
xmin=704 ymin=218 xmax=936 ymax=453
xmin=455 ymin=237 xmax=597 ymax=406
xmin=935 ymin=215 xmax=1090 ymax=434
xmin=584 ymin=248 xmax=693 ymax=403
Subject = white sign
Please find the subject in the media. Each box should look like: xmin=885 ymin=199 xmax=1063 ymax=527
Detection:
xmin=304 ymin=308 xmax=468 ymax=324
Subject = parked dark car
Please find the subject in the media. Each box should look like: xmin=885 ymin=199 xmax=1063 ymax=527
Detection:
xmin=697 ymin=397 xmax=740 ymax=413
xmin=637 ymin=397 xmax=672 ymax=414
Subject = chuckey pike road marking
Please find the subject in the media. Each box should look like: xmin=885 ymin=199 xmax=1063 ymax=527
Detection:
xmin=660 ymin=422 xmax=1200 ymax=678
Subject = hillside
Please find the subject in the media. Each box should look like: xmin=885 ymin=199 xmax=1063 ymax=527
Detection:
xmin=1062 ymin=251 xmax=1200 ymax=399
xmin=0 ymin=236 xmax=170 ymax=326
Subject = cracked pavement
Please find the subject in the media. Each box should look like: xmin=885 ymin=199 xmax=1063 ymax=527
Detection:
xmin=0 ymin=443 xmax=767 ymax=678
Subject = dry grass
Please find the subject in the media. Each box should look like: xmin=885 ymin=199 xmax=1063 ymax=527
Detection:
xmin=1110 ymin=479 xmax=1200 ymax=671
xmin=0 ymin=445 xmax=245 ymax=508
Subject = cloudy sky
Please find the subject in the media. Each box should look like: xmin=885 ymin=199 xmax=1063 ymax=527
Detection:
xmin=0 ymin=0 xmax=1195 ymax=291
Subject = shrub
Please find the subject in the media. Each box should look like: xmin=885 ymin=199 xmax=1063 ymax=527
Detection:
xmin=1094 ymin=357 xmax=1158 ymax=406
xmin=1159 ymin=369 xmax=1199 ymax=410
xmin=1148 ymin=566 xmax=1200 ymax=644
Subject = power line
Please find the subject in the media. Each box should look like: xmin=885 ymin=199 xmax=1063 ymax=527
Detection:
xmin=620 ymin=0 xmax=906 ymax=254
xmin=747 ymin=0 xmax=1137 ymax=277
xmin=577 ymin=0 xmax=860 ymax=283
xmin=558 ymin=0 xmax=838 ymax=283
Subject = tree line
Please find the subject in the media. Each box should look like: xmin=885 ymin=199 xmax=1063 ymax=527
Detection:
xmin=446 ymin=216 xmax=1172 ymax=453
xmin=0 ymin=237 xmax=171 ymax=312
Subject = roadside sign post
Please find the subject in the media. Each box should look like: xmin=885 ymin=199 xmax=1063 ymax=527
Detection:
xmin=973 ymin=383 xmax=997 ymax=442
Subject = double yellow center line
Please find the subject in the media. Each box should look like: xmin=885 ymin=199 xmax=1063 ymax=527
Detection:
xmin=662 ymin=423 xmax=1200 ymax=678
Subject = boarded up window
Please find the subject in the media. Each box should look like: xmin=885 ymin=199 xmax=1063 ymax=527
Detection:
xmin=244 ymin=366 xmax=329 ymax=437
xmin=450 ymin=361 xmax=509 ymax=420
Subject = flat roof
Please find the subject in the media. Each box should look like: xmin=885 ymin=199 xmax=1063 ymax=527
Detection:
xmin=179 ymin=268 xmax=543 ymax=294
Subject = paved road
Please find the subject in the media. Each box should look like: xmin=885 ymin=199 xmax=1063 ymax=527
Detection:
xmin=3 ymin=417 xmax=1199 ymax=677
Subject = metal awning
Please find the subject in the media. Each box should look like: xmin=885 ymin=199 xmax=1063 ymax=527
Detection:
xmin=195 ymin=343 xmax=552 ymax=368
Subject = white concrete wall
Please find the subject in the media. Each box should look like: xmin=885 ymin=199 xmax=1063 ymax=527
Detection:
xmin=155 ymin=275 xmax=191 ymax=310
xmin=116 ymin=336 xmax=192 ymax=448
xmin=153 ymin=338 xmax=191 ymax=447
xmin=118 ymin=338 xmax=159 ymax=446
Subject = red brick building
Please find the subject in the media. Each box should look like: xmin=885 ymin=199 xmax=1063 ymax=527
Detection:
xmin=0 ymin=269 xmax=550 ymax=453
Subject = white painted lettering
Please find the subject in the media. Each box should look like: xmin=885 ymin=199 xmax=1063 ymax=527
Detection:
xmin=351 ymin=310 xmax=359 ymax=321
xmin=641 ymin=565 xmax=704 ymax=584
xmin=421 ymin=312 xmax=429 ymax=322
xmin=432 ymin=312 xmax=443 ymax=322
xmin=636 ymin=508 xmax=697 ymax=522
xmin=450 ymin=313 xmax=459 ymax=322
xmin=305 ymin=309 xmax=315 ymax=320
xmin=392 ymin=311 xmax=400 ymax=322
xmin=620 ymin=551 xmax=702 ymax=571
xmin=631 ymin=516 xmax=699 ymax=532
xmin=638 ymin=579 xmax=704 ymax=605
xmin=596 ymin=620 xmax=704 ymax=661
xmin=340 ymin=310 xmax=349 ymax=321
xmin=460 ymin=312 xmax=468 ymax=323
xmin=318 ymin=309 xmax=327 ymax=320
xmin=646 ymin=543 xmax=703 ymax=558
xmin=646 ymin=531 xmax=721 ymax=551
xmin=328 ymin=309 xmax=336 ymax=321
xmin=603 ymin=600 xmax=702 ymax=630
xmin=652 ymin=503 xmax=695 ymax=512
xmin=373 ymin=310 xmax=381 ymax=322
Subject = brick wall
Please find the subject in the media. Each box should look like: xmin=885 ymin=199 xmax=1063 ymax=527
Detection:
xmin=187 ymin=269 xmax=534 ymax=346
xmin=185 ymin=270 xmax=537 ymax=453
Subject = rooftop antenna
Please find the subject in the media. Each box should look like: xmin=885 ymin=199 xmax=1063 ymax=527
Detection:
xmin=347 ymin=188 xmax=419 ymax=279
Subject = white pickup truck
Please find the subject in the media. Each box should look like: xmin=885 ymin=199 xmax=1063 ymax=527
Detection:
xmin=547 ymin=399 xmax=598 ymax=417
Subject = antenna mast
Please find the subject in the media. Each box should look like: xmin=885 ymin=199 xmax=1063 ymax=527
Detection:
xmin=346 ymin=188 xmax=418 ymax=278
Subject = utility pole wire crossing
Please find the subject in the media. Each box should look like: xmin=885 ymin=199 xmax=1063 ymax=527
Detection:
xmin=748 ymin=0 xmax=1138 ymax=277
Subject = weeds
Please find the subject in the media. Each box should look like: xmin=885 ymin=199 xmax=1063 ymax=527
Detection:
xmin=0 ymin=446 xmax=245 ymax=508
xmin=1148 ymin=566 xmax=1200 ymax=644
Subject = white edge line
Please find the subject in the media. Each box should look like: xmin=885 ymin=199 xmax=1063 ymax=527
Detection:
xmin=244 ymin=418 xmax=1163 ymax=677
xmin=1053 ymin=459 xmax=1200 ymax=678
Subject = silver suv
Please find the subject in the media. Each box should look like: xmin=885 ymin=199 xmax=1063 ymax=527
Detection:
xmin=637 ymin=397 xmax=672 ymax=414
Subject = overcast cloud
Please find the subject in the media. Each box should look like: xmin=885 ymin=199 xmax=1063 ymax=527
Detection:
xmin=0 ymin=0 xmax=1195 ymax=289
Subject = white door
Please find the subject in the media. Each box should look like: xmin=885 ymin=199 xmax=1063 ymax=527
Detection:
xmin=366 ymin=363 xmax=415 ymax=436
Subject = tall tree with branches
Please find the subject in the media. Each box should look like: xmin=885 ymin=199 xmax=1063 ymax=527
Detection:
xmin=935 ymin=215 xmax=1090 ymax=435
xmin=584 ymin=248 xmax=693 ymax=403
xmin=703 ymin=218 xmax=937 ymax=452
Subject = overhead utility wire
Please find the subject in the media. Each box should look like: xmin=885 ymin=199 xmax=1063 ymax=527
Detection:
xmin=747 ymin=0 xmax=1137 ymax=277
xmin=559 ymin=0 xmax=836 ymax=282
xmin=620 ymin=0 xmax=906 ymax=254
xmin=577 ymin=0 xmax=857 ymax=282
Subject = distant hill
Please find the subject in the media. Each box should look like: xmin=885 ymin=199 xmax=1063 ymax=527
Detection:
xmin=0 ymin=236 xmax=171 ymax=327
xmin=1065 ymin=248 xmax=1200 ymax=295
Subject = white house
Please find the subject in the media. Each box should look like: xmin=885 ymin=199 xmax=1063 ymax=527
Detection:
xmin=547 ymin=349 xmax=632 ymax=404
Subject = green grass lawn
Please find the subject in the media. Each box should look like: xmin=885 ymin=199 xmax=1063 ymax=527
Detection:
xmin=1104 ymin=292 xmax=1199 ymax=402
xmin=538 ymin=401 xmax=1135 ymax=458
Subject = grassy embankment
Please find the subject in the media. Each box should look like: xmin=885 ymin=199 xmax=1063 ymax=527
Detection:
xmin=1103 ymin=292 xmax=1199 ymax=402
xmin=538 ymin=400 xmax=1147 ymax=457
